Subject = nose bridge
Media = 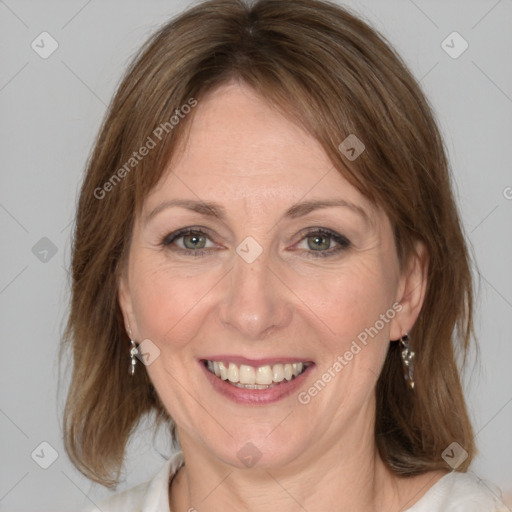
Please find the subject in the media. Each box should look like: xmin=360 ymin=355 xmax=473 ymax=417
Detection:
xmin=219 ymin=246 xmax=291 ymax=339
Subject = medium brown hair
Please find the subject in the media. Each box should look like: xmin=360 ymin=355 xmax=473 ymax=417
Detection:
xmin=62 ymin=0 xmax=476 ymax=487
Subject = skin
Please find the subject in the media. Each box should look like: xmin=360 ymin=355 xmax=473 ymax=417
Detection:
xmin=118 ymin=81 xmax=446 ymax=511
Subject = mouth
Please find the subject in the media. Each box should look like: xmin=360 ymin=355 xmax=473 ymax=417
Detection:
xmin=199 ymin=357 xmax=315 ymax=404
xmin=203 ymin=359 xmax=311 ymax=387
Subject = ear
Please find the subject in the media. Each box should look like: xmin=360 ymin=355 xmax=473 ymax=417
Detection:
xmin=389 ymin=240 xmax=429 ymax=341
xmin=117 ymin=271 xmax=138 ymax=340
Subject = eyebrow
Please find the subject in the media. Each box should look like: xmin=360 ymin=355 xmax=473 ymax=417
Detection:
xmin=145 ymin=198 xmax=371 ymax=225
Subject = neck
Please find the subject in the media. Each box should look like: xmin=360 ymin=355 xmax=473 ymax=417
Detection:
xmin=169 ymin=412 xmax=441 ymax=511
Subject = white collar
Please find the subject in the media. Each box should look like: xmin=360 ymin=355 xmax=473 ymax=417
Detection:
xmin=140 ymin=451 xmax=184 ymax=511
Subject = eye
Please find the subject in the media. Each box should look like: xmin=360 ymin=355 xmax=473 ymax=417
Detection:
xmin=160 ymin=226 xmax=350 ymax=258
xmin=161 ymin=228 xmax=217 ymax=254
xmin=294 ymin=228 xmax=351 ymax=257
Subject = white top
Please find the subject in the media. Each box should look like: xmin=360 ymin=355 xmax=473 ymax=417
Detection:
xmin=83 ymin=452 xmax=509 ymax=512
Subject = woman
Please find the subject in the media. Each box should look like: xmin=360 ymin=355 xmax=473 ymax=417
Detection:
xmin=62 ymin=0 xmax=508 ymax=510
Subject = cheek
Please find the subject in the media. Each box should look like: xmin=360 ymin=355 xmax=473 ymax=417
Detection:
xmin=299 ymin=262 xmax=397 ymax=406
xmin=129 ymin=258 xmax=217 ymax=348
xmin=301 ymin=258 xmax=395 ymax=346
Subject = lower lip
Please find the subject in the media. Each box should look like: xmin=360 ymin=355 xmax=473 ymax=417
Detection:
xmin=199 ymin=360 xmax=315 ymax=405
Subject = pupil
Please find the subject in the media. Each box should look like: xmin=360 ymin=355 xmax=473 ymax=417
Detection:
xmin=308 ymin=234 xmax=330 ymax=251
xmin=184 ymin=233 xmax=206 ymax=249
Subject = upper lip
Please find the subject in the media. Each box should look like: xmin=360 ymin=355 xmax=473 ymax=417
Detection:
xmin=200 ymin=355 xmax=314 ymax=366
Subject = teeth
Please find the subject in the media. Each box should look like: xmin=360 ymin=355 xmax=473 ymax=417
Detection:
xmin=273 ymin=364 xmax=285 ymax=382
xmin=218 ymin=361 xmax=228 ymax=380
xmin=239 ymin=364 xmax=256 ymax=384
xmin=206 ymin=360 xmax=307 ymax=385
xmin=227 ymin=362 xmax=239 ymax=383
xmin=256 ymin=365 xmax=273 ymax=385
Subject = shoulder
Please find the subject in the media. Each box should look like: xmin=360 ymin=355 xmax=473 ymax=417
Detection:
xmin=82 ymin=478 xmax=151 ymax=512
xmin=80 ymin=452 xmax=184 ymax=512
xmin=407 ymin=471 xmax=509 ymax=512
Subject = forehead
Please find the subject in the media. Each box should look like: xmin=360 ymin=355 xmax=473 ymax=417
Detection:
xmin=143 ymin=82 xmax=377 ymax=222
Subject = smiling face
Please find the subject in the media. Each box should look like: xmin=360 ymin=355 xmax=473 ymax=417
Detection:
xmin=118 ymin=81 xmax=426 ymax=470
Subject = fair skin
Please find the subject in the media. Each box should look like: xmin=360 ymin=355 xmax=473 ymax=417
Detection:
xmin=119 ymin=81 xmax=446 ymax=511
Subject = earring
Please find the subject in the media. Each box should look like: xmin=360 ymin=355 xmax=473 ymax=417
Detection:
xmin=399 ymin=333 xmax=415 ymax=389
xmin=130 ymin=339 xmax=139 ymax=376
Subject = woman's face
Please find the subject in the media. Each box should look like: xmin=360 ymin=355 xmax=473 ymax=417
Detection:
xmin=119 ymin=82 xmax=424 ymax=470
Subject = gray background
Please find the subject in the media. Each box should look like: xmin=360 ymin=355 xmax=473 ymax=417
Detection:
xmin=1 ymin=0 xmax=511 ymax=511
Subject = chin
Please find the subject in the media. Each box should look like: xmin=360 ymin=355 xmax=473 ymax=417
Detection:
xmin=192 ymin=420 xmax=310 ymax=471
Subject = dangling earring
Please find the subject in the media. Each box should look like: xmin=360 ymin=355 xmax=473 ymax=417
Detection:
xmin=399 ymin=333 xmax=415 ymax=389
xmin=130 ymin=339 xmax=139 ymax=376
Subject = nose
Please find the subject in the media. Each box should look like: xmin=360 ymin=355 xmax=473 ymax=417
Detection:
xmin=218 ymin=248 xmax=293 ymax=340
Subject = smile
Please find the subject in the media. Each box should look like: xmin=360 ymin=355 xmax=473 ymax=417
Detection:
xmin=203 ymin=359 xmax=311 ymax=389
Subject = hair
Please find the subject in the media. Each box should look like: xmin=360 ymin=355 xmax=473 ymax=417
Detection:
xmin=61 ymin=0 xmax=476 ymax=488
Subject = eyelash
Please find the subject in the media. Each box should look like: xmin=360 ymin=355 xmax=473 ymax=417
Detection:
xmin=160 ymin=226 xmax=351 ymax=258
xmin=295 ymin=227 xmax=351 ymax=258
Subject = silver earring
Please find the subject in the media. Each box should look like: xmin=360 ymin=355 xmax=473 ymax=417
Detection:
xmin=130 ymin=339 xmax=139 ymax=376
xmin=399 ymin=333 xmax=415 ymax=389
